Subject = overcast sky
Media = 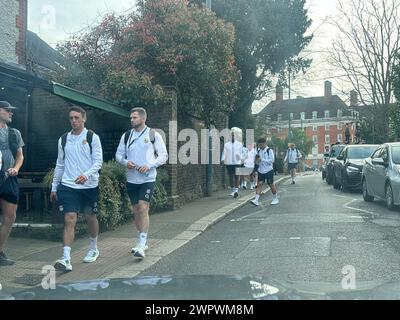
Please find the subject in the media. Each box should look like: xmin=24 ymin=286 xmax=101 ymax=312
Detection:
xmin=27 ymin=0 xmax=346 ymax=112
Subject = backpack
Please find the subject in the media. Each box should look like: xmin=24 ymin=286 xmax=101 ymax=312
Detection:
xmin=61 ymin=130 xmax=94 ymax=160
xmin=123 ymin=128 xmax=157 ymax=157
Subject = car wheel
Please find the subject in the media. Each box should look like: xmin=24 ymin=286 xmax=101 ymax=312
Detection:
xmin=333 ymin=174 xmax=341 ymax=190
xmin=362 ymin=178 xmax=374 ymax=202
xmin=386 ymin=183 xmax=395 ymax=210
xmin=326 ymin=173 xmax=332 ymax=185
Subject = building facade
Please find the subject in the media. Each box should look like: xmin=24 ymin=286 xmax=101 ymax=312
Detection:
xmin=257 ymin=81 xmax=359 ymax=168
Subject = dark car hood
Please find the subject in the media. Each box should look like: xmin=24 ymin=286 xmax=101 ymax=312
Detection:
xmin=2 ymin=275 xmax=400 ymax=300
xmin=347 ymin=159 xmax=365 ymax=167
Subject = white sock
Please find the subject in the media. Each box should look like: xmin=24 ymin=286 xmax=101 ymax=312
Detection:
xmin=139 ymin=233 xmax=148 ymax=246
xmin=273 ymin=193 xmax=278 ymax=199
xmin=89 ymin=237 xmax=98 ymax=250
xmin=235 ymin=187 xmax=239 ymax=193
xmin=63 ymin=246 xmax=71 ymax=260
xmin=254 ymin=194 xmax=260 ymax=202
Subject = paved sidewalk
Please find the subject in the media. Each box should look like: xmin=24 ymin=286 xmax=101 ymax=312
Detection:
xmin=0 ymin=175 xmax=289 ymax=294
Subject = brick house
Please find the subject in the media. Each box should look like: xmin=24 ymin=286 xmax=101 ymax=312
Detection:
xmin=257 ymin=81 xmax=359 ymax=168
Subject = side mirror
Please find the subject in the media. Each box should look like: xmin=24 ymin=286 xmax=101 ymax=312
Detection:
xmin=337 ymin=155 xmax=344 ymax=160
xmin=372 ymin=157 xmax=386 ymax=166
xmin=324 ymin=153 xmax=330 ymax=158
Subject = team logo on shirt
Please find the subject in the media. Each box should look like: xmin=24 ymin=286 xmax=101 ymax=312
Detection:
xmin=59 ymin=205 xmax=64 ymax=212
xmin=146 ymin=189 xmax=151 ymax=193
xmin=82 ymin=140 xmax=88 ymax=145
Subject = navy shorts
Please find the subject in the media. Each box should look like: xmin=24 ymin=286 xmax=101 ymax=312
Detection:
xmin=127 ymin=182 xmax=155 ymax=205
xmin=226 ymin=165 xmax=240 ymax=176
xmin=0 ymin=176 xmax=19 ymax=205
xmin=288 ymin=163 xmax=298 ymax=171
xmin=57 ymin=184 xmax=99 ymax=215
xmin=258 ymin=170 xmax=274 ymax=185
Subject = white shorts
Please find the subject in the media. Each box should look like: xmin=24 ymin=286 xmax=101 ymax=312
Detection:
xmin=236 ymin=167 xmax=254 ymax=175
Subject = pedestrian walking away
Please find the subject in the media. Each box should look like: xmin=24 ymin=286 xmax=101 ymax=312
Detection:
xmin=51 ymin=106 xmax=103 ymax=272
xmin=116 ymin=107 xmax=168 ymax=259
xmin=241 ymin=142 xmax=257 ymax=190
xmin=0 ymin=101 xmax=24 ymax=267
xmin=284 ymin=143 xmax=302 ymax=184
xmin=221 ymin=127 xmax=244 ymax=198
xmin=251 ymin=138 xmax=279 ymax=206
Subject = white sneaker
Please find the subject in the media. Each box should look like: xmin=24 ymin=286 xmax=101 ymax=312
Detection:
xmin=83 ymin=248 xmax=100 ymax=263
xmin=54 ymin=257 xmax=72 ymax=272
xmin=229 ymin=192 xmax=235 ymax=197
xmin=250 ymin=199 xmax=259 ymax=206
xmin=250 ymin=184 xmax=254 ymax=190
xmin=271 ymin=198 xmax=279 ymax=205
xmin=131 ymin=244 xmax=148 ymax=258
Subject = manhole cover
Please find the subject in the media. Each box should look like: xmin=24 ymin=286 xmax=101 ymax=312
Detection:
xmin=13 ymin=274 xmax=43 ymax=286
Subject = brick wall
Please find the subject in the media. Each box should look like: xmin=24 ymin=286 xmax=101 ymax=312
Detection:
xmin=0 ymin=0 xmax=20 ymax=64
xmin=15 ymin=0 xmax=27 ymax=65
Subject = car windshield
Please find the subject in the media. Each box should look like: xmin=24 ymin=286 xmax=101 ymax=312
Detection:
xmin=348 ymin=147 xmax=377 ymax=159
xmin=331 ymin=146 xmax=345 ymax=157
xmin=392 ymin=146 xmax=400 ymax=164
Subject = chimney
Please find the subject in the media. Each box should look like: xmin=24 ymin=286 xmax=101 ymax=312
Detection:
xmin=324 ymin=80 xmax=332 ymax=98
xmin=276 ymin=85 xmax=283 ymax=102
xmin=350 ymin=90 xmax=358 ymax=106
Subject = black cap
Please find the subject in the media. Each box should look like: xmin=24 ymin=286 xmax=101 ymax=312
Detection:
xmin=0 ymin=101 xmax=17 ymax=110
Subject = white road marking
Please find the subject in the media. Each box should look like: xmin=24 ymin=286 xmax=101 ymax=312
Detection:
xmin=290 ymin=237 xmax=301 ymax=240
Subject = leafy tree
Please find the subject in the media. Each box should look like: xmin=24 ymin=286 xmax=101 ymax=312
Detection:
xmin=57 ymin=0 xmax=239 ymax=126
xmin=390 ymin=52 xmax=400 ymax=140
xmin=190 ymin=0 xmax=312 ymax=129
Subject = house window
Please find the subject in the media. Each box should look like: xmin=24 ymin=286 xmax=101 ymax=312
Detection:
xmin=313 ymin=135 xmax=317 ymax=143
xmin=277 ymin=114 xmax=282 ymax=122
xmin=325 ymin=134 xmax=330 ymax=144
xmin=290 ymin=113 xmax=294 ymax=120
xmin=325 ymin=110 xmax=330 ymax=119
xmin=312 ymin=146 xmax=318 ymax=155
xmin=277 ymin=127 xmax=282 ymax=133
xmin=338 ymin=122 xmax=342 ymax=130
xmin=337 ymin=109 xmax=342 ymax=118
xmin=325 ymin=124 xmax=330 ymax=131
xmin=337 ymin=134 xmax=342 ymax=142
xmin=312 ymin=111 xmax=317 ymax=120
xmin=313 ymin=125 xmax=317 ymax=132
xmin=300 ymin=112 xmax=305 ymax=120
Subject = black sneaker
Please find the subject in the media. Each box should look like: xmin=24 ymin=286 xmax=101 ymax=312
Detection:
xmin=0 ymin=251 xmax=15 ymax=266
xmin=292 ymin=181 xmax=295 ymax=185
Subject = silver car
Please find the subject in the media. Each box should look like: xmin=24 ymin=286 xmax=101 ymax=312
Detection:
xmin=362 ymin=143 xmax=400 ymax=209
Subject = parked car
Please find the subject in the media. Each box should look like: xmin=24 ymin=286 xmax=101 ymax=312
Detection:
xmin=362 ymin=143 xmax=400 ymax=210
xmin=332 ymin=144 xmax=379 ymax=191
xmin=322 ymin=144 xmax=346 ymax=184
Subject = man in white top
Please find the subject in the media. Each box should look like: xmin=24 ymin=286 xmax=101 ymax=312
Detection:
xmin=241 ymin=142 xmax=257 ymax=189
xmin=251 ymin=138 xmax=279 ymax=206
xmin=221 ymin=127 xmax=244 ymax=198
xmin=284 ymin=143 xmax=302 ymax=184
xmin=51 ymin=106 xmax=103 ymax=272
xmin=116 ymin=107 xmax=168 ymax=259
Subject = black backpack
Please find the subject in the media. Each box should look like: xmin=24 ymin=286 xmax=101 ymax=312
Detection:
xmin=123 ymin=128 xmax=157 ymax=157
xmin=61 ymin=130 xmax=94 ymax=160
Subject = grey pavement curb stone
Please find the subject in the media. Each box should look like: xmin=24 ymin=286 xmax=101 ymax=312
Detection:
xmin=106 ymin=175 xmax=290 ymax=278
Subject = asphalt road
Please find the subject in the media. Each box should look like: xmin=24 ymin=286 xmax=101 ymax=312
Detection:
xmin=141 ymin=172 xmax=400 ymax=288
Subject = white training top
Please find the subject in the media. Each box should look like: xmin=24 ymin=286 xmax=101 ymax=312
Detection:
xmin=257 ymin=146 xmax=275 ymax=174
xmin=221 ymin=141 xmax=245 ymax=165
xmin=115 ymin=127 xmax=168 ymax=184
xmin=244 ymin=148 xmax=256 ymax=168
xmin=284 ymin=148 xmax=302 ymax=164
xmin=51 ymin=128 xmax=103 ymax=192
